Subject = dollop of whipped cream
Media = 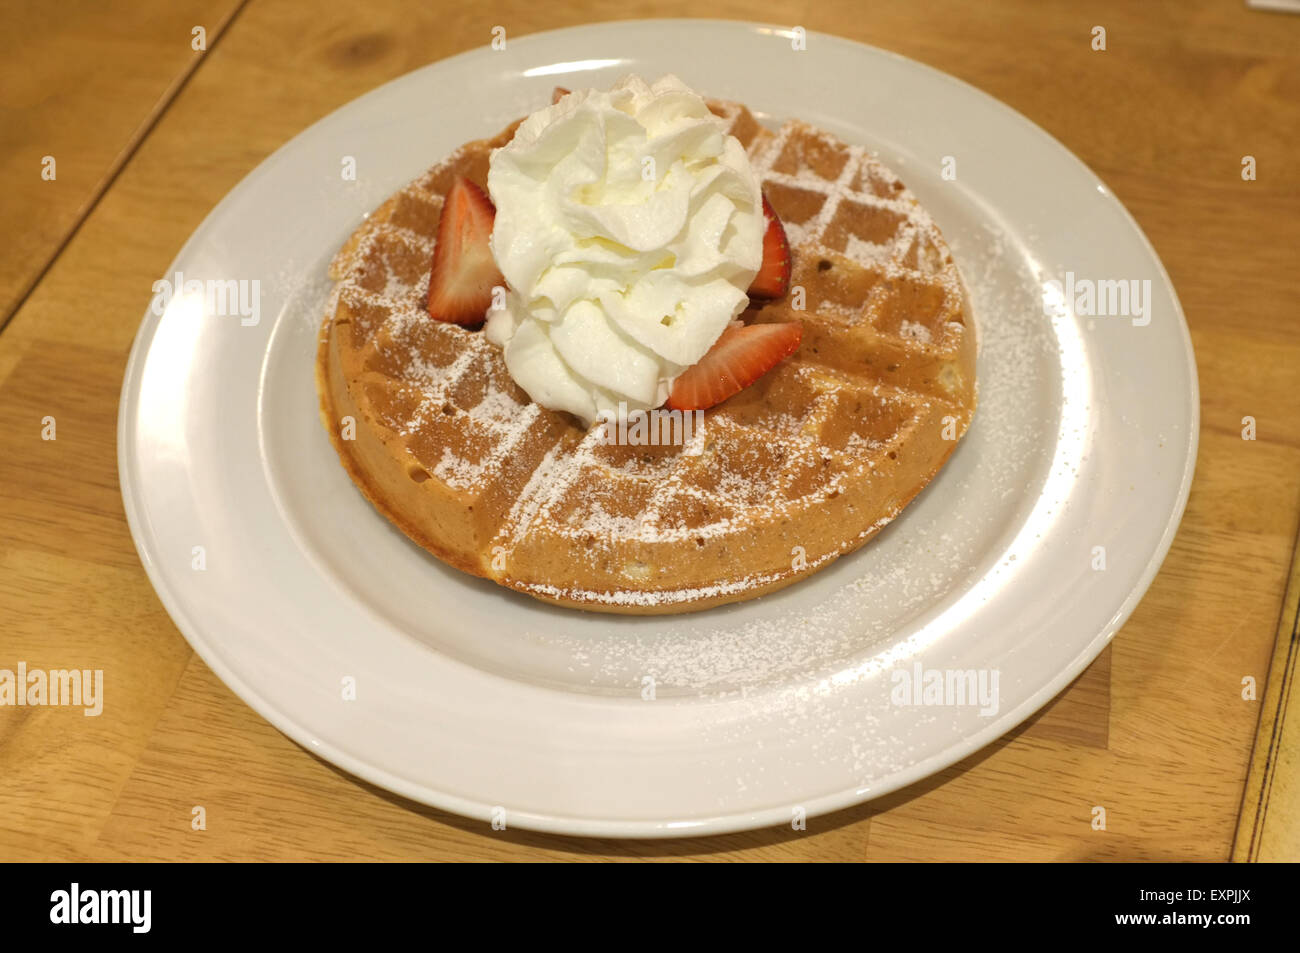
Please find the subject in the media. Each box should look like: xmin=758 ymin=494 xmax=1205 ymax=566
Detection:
xmin=484 ymin=74 xmax=764 ymax=426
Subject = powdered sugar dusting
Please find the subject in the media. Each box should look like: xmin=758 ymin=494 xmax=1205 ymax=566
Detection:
xmin=507 ymin=202 xmax=1058 ymax=695
xmin=322 ymin=100 xmax=977 ymax=610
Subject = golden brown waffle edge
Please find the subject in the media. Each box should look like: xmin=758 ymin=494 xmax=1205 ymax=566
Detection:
xmin=316 ymin=99 xmax=977 ymax=614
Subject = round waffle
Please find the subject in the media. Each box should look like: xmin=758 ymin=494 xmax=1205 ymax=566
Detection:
xmin=317 ymin=98 xmax=977 ymax=613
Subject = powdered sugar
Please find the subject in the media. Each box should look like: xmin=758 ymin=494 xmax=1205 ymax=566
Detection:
xmin=899 ymin=319 xmax=932 ymax=343
xmin=432 ymin=445 xmax=488 ymax=487
xmin=322 ymin=101 xmax=977 ymax=609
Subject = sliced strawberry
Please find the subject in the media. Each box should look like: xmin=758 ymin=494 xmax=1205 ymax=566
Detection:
xmin=748 ymin=193 xmax=791 ymax=299
xmin=427 ymin=177 xmax=504 ymax=324
xmin=666 ymin=322 xmax=802 ymax=411
xmin=551 ymin=86 xmax=570 ymax=104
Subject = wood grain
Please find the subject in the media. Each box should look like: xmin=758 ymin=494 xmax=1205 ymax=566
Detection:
xmin=1234 ymin=535 xmax=1300 ymax=861
xmin=0 ymin=0 xmax=1297 ymax=861
xmin=0 ymin=0 xmax=246 ymax=328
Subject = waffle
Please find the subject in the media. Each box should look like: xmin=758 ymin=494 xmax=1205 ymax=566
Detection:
xmin=316 ymin=98 xmax=977 ymax=613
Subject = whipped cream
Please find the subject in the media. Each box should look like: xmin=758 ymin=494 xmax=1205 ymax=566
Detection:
xmin=484 ymin=74 xmax=764 ymax=426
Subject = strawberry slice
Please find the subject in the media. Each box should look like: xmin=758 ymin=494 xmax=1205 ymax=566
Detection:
xmin=748 ymin=193 xmax=791 ymax=299
xmin=551 ymin=87 xmax=570 ymax=104
xmin=426 ymin=177 xmax=505 ymax=324
xmin=666 ymin=322 xmax=802 ymax=411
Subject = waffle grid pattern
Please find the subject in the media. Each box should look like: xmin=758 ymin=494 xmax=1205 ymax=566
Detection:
xmin=322 ymin=99 xmax=975 ymax=607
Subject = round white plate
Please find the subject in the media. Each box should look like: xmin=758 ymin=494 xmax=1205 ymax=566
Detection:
xmin=119 ymin=20 xmax=1197 ymax=837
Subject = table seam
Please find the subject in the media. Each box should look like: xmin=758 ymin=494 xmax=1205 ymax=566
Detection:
xmin=0 ymin=0 xmax=253 ymax=336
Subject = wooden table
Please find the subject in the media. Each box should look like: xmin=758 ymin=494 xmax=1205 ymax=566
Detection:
xmin=2 ymin=0 xmax=1297 ymax=861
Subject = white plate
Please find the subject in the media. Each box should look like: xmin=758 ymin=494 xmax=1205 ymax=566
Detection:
xmin=118 ymin=20 xmax=1197 ymax=837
